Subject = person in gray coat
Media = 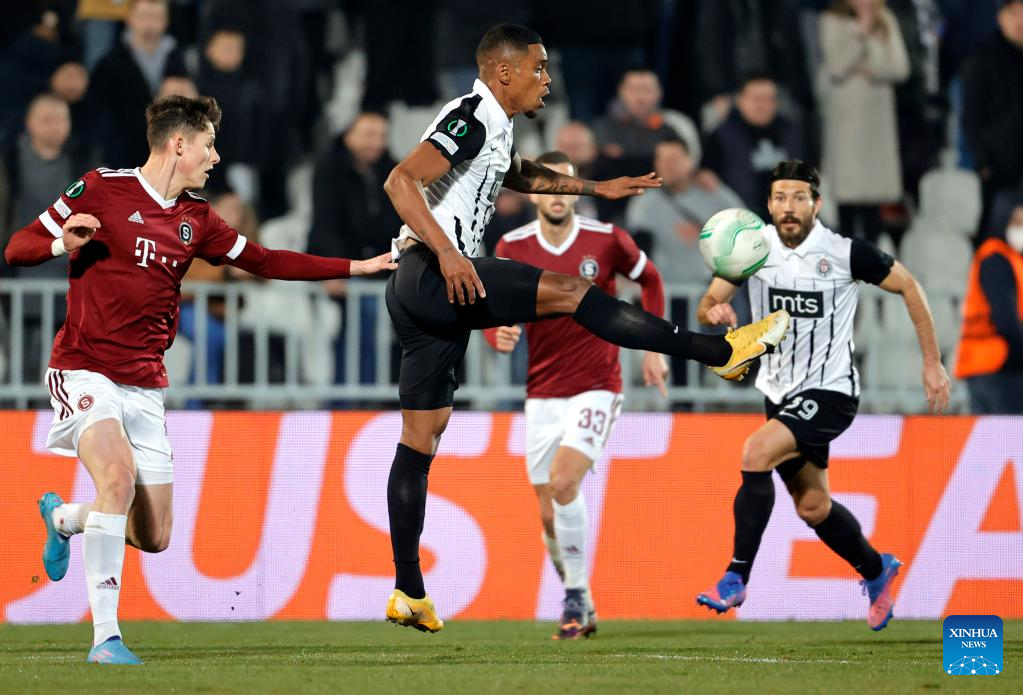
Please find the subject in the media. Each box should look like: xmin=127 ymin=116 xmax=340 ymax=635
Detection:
xmin=820 ymin=0 xmax=909 ymax=243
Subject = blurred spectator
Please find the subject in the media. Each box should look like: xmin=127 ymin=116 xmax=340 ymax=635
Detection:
xmin=695 ymin=0 xmax=816 ymax=134
xmin=703 ymin=73 xmax=803 ymax=221
xmin=819 ymin=0 xmax=909 ymax=243
xmin=158 ymin=75 xmax=199 ymax=99
xmin=201 ymin=0 xmax=310 ymax=219
xmin=308 ymin=112 xmax=399 ymax=262
xmin=89 ymin=0 xmax=189 ymax=168
xmin=960 ymin=0 xmax=1023 ymax=239
xmin=626 ymin=136 xmax=746 ymax=385
xmin=178 ymin=191 xmax=258 ymax=407
xmin=1 ymin=94 xmax=84 ymax=249
xmin=77 ymin=0 xmax=131 ymax=70
xmin=592 ymin=70 xmax=697 ymax=224
xmin=889 ymin=0 xmax=946 ymax=201
xmin=436 ymin=3 xmax=530 ymax=100
xmin=48 ymin=62 xmax=92 ymax=151
xmin=0 ymin=93 xmax=83 ymax=380
xmin=538 ymin=0 xmax=653 ymax=122
xmin=627 ymin=137 xmax=745 ymax=286
xmin=955 ymin=192 xmax=1023 ymax=414
xmin=938 ymin=0 xmax=999 ymax=83
xmin=0 ymin=7 xmax=73 ymax=149
xmin=554 ymin=122 xmax=600 ymax=218
xmin=197 ymin=27 xmax=267 ymax=203
xmin=308 ymin=112 xmax=399 ymax=386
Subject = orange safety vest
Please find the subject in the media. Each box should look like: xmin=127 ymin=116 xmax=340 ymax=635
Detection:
xmin=955 ymin=238 xmax=1023 ymax=378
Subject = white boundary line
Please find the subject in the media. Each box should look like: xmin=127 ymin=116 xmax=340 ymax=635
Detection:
xmin=610 ymin=653 xmax=854 ymax=665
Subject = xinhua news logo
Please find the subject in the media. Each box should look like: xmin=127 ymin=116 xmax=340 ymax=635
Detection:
xmin=943 ymin=615 xmax=1003 ymax=675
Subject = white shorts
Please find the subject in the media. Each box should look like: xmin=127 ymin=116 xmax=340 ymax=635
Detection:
xmin=45 ymin=368 xmax=173 ymax=485
xmin=524 ymin=390 xmax=623 ymax=485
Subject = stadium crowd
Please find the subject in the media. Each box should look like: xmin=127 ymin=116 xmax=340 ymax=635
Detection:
xmin=1 ymin=0 xmax=1022 ymax=413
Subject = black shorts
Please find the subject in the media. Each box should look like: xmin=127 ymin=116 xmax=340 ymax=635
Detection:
xmin=385 ymin=243 xmax=544 ymax=410
xmin=765 ymin=389 xmax=858 ymax=480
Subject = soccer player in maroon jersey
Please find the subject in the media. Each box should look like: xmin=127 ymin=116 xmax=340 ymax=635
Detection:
xmin=3 ymin=95 xmax=395 ymax=664
xmin=484 ymin=150 xmax=668 ymax=640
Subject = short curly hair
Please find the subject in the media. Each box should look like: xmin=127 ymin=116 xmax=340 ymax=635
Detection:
xmin=145 ymin=95 xmax=222 ymax=152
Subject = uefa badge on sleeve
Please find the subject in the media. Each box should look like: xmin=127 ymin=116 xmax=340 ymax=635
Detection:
xmin=943 ymin=615 xmax=1002 ymax=675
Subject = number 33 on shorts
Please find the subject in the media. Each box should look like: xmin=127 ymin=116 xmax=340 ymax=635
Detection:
xmin=778 ymin=396 xmax=819 ymax=421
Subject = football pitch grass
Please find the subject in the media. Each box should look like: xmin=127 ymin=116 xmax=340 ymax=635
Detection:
xmin=1 ymin=620 xmax=1020 ymax=694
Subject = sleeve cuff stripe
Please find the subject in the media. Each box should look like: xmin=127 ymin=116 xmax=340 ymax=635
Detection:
xmin=39 ymin=211 xmax=63 ymax=238
xmin=628 ymin=251 xmax=648 ymax=280
xmin=226 ymin=234 xmax=247 ymax=260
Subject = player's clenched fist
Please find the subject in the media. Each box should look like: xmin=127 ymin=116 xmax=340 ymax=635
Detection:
xmin=493 ymin=325 xmax=521 ymax=353
xmin=61 ymin=213 xmax=100 ymax=252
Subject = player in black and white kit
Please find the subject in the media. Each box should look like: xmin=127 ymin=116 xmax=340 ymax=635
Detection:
xmin=694 ymin=161 xmax=950 ymax=631
xmin=379 ymin=24 xmax=791 ymax=632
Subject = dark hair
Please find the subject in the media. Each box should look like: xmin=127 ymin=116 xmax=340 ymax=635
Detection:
xmin=739 ymin=70 xmax=777 ymax=91
xmin=476 ymin=24 xmax=543 ymax=66
xmin=145 ymin=95 xmax=222 ymax=152
xmin=534 ymin=150 xmax=572 ymax=168
xmin=656 ymin=135 xmax=690 ymax=154
xmin=770 ymin=160 xmax=821 ymax=199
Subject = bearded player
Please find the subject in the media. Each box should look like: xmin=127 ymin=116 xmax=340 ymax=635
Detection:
xmin=3 ymin=95 xmax=394 ymax=664
xmin=485 ymin=150 xmax=668 ymax=640
xmin=694 ymin=160 xmax=950 ymax=629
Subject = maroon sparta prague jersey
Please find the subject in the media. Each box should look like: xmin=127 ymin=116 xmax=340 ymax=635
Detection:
xmin=39 ymin=168 xmax=247 ymax=387
xmin=495 ymin=216 xmax=650 ymax=398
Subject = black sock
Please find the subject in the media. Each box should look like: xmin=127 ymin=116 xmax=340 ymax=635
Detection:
xmin=727 ymin=470 xmax=775 ymax=583
xmin=387 ymin=443 xmax=434 ymax=598
xmin=811 ymin=502 xmax=883 ymax=580
xmin=573 ymin=285 xmax=730 ymax=366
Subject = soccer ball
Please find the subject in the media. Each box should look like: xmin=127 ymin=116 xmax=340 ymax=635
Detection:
xmin=698 ymin=208 xmax=770 ymax=282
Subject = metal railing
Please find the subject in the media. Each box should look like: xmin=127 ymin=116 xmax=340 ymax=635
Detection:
xmin=0 ymin=278 xmax=968 ymax=412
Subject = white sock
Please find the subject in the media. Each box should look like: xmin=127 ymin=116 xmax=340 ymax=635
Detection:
xmin=53 ymin=503 xmax=91 ymax=537
xmin=83 ymin=512 xmax=127 ymax=646
xmin=542 ymin=530 xmax=565 ymax=578
xmin=553 ymin=494 xmax=588 ymax=590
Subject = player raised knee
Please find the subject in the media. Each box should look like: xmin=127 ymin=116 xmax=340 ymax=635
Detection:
xmin=537 ymin=271 xmax=593 ymax=316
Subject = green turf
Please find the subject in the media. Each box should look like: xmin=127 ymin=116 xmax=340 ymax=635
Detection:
xmin=0 ymin=620 xmax=1019 ymax=694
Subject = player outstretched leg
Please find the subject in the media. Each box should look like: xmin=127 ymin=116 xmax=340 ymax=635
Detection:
xmin=38 ymin=493 xmax=91 ymax=582
xmin=546 ymin=277 xmax=789 ymax=380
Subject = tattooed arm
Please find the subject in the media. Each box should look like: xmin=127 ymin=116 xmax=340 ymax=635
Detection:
xmin=502 ymin=152 xmax=662 ymax=199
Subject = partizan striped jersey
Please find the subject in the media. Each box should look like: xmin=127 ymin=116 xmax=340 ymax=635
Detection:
xmin=394 ymin=79 xmax=514 ymax=258
xmin=744 ymin=221 xmax=894 ymax=403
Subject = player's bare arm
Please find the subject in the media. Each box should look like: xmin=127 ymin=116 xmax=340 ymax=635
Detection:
xmin=697 ymin=277 xmax=740 ymax=327
xmin=384 ymin=142 xmax=486 ymax=305
xmin=502 ymin=152 xmax=662 ymax=199
xmin=878 ymin=260 xmax=951 ymax=413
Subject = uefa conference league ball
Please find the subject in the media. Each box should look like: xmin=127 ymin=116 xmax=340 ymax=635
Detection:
xmin=698 ymin=208 xmax=770 ymax=282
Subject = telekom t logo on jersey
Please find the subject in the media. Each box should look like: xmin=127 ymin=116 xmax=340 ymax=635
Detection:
xmin=135 ymin=237 xmax=157 ymax=267
xmin=135 ymin=236 xmax=179 ymax=269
